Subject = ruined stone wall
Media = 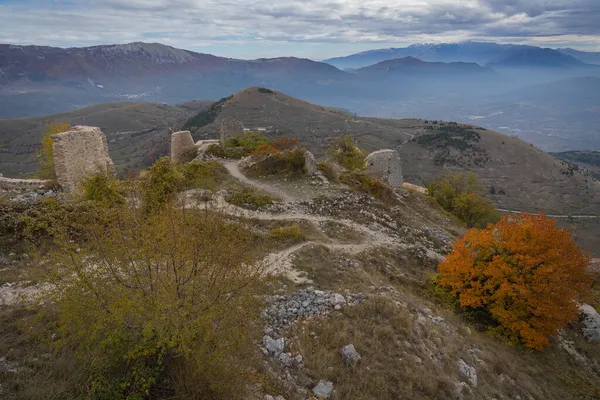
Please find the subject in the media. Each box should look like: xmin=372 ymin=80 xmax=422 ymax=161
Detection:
xmin=365 ymin=149 xmax=403 ymax=188
xmin=52 ymin=126 xmax=115 ymax=192
xmin=0 ymin=177 xmax=53 ymax=191
xmin=170 ymin=130 xmax=197 ymax=165
xmin=219 ymin=117 xmax=244 ymax=145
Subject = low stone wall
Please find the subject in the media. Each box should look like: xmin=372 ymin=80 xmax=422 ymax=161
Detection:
xmin=0 ymin=177 xmax=53 ymax=191
xmin=52 ymin=126 xmax=115 ymax=192
xmin=365 ymin=149 xmax=403 ymax=188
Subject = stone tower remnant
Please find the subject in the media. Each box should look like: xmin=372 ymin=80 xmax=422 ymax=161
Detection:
xmin=52 ymin=125 xmax=115 ymax=192
xmin=365 ymin=149 xmax=403 ymax=188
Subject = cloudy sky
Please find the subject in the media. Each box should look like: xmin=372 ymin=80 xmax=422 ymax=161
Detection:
xmin=0 ymin=0 xmax=598 ymax=59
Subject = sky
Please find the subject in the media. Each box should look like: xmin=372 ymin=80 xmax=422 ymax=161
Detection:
xmin=0 ymin=0 xmax=599 ymax=59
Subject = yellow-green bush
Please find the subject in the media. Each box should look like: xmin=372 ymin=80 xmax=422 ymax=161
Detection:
xmin=426 ymin=173 xmax=499 ymax=228
xmin=179 ymin=160 xmax=227 ymax=191
xmin=37 ymin=121 xmax=71 ymax=180
xmin=206 ymin=144 xmax=249 ymax=159
xmin=226 ymin=188 xmax=274 ymax=210
xmin=139 ymin=157 xmax=185 ymax=215
xmin=79 ymin=173 xmax=127 ymax=206
xmin=225 ymin=132 xmax=269 ymax=150
xmin=268 ymin=224 xmax=304 ymax=242
xmin=327 ymin=136 xmax=366 ymax=171
xmin=30 ymin=200 xmax=266 ymax=399
xmin=249 ymin=148 xmax=307 ymax=176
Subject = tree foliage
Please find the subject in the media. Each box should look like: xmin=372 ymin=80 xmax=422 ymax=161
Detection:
xmin=32 ymin=181 xmax=267 ymax=398
xmin=438 ymin=213 xmax=592 ymax=350
xmin=327 ymin=136 xmax=366 ymax=171
xmin=37 ymin=121 xmax=71 ymax=180
xmin=427 ymin=173 xmax=499 ymax=227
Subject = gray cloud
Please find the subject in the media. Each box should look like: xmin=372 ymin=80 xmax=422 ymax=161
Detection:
xmin=0 ymin=0 xmax=598 ymax=57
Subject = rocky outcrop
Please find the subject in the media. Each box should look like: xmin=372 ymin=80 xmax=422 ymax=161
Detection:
xmin=457 ymin=359 xmax=478 ymax=387
xmin=304 ymin=150 xmax=318 ymax=175
xmin=52 ymin=125 xmax=115 ymax=192
xmin=579 ymin=303 xmax=600 ymax=341
xmin=365 ymin=149 xmax=403 ymax=188
xmin=195 ymin=139 xmax=220 ymax=160
xmin=170 ymin=130 xmax=197 ymax=165
xmin=312 ymin=380 xmax=333 ymax=399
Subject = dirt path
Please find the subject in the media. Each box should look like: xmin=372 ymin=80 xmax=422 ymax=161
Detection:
xmin=223 ymin=161 xmax=295 ymax=203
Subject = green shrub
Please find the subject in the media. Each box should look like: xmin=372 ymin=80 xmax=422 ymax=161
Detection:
xmin=226 ymin=188 xmax=274 ymax=210
xmin=268 ymin=224 xmax=304 ymax=242
xmin=250 ymin=148 xmax=307 ymax=176
xmin=30 ymin=201 xmax=266 ymax=399
xmin=79 ymin=173 xmax=127 ymax=206
xmin=225 ymin=132 xmax=269 ymax=151
xmin=340 ymin=172 xmax=396 ymax=203
xmin=179 ymin=160 xmax=227 ymax=191
xmin=206 ymin=144 xmax=250 ymax=160
xmin=426 ymin=173 xmax=499 ymax=228
xmin=327 ymin=136 xmax=366 ymax=171
xmin=139 ymin=157 xmax=185 ymax=215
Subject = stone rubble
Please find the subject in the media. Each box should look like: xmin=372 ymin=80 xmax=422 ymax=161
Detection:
xmin=263 ymin=287 xmax=364 ymax=332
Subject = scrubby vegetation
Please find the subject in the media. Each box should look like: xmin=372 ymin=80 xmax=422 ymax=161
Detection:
xmin=180 ymin=160 xmax=228 ymax=191
xmin=437 ymin=213 xmax=592 ymax=350
xmin=26 ymin=189 xmax=266 ymax=399
xmin=427 ymin=173 xmax=499 ymax=228
xmin=249 ymin=148 xmax=307 ymax=176
xmin=340 ymin=171 xmax=395 ymax=203
xmin=207 ymin=131 xmax=271 ymax=160
xmin=37 ymin=121 xmax=71 ymax=180
xmin=226 ymin=187 xmax=275 ymax=210
xmin=327 ymin=136 xmax=366 ymax=171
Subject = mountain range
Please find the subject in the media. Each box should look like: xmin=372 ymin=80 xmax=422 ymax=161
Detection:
xmin=1 ymin=41 xmax=600 ymax=153
xmin=324 ymin=41 xmax=600 ymax=69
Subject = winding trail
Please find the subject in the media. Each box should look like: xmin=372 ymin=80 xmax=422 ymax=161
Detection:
xmin=223 ymin=161 xmax=295 ymax=203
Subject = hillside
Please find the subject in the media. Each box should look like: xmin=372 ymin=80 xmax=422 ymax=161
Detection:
xmin=0 ymin=135 xmax=598 ymax=399
xmin=186 ymin=88 xmax=600 ymax=216
xmin=0 ymin=100 xmax=210 ymax=177
xmin=553 ymin=151 xmax=600 ymax=180
xmin=356 ymin=57 xmax=494 ymax=76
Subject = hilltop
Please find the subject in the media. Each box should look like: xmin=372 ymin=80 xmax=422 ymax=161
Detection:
xmin=186 ymin=88 xmax=600 ymax=215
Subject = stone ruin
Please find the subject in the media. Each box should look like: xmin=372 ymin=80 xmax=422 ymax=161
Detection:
xmin=219 ymin=117 xmax=244 ymax=145
xmin=52 ymin=126 xmax=115 ymax=192
xmin=170 ymin=130 xmax=197 ymax=165
xmin=365 ymin=149 xmax=403 ymax=188
xmin=169 ymin=130 xmax=220 ymax=163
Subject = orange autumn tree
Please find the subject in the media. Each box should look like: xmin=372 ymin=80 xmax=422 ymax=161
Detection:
xmin=439 ymin=213 xmax=592 ymax=350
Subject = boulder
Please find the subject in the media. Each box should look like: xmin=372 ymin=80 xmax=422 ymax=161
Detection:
xmin=340 ymin=344 xmax=361 ymax=367
xmin=312 ymin=380 xmax=333 ymax=399
xmin=262 ymin=335 xmax=285 ymax=357
xmin=304 ymin=150 xmax=319 ymax=175
xmin=579 ymin=303 xmax=600 ymax=341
